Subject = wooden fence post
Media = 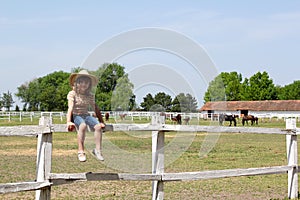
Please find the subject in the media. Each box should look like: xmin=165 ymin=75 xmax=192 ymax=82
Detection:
xmin=286 ymin=118 xmax=298 ymax=199
xmin=36 ymin=117 xmax=53 ymax=200
xmin=152 ymin=114 xmax=165 ymax=200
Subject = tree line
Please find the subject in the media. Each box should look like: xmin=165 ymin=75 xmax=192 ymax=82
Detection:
xmin=204 ymin=71 xmax=299 ymax=102
xmin=10 ymin=63 xmax=198 ymax=112
xmin=1 ymin=65 xmax=298 ymax=112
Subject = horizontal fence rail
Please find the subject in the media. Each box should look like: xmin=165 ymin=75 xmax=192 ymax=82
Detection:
xmin=0 ymin=165 xmax=298 ymax=194
xmin=0 ymin=124 xmax=291 ymax=136
xmin=0 ymin=181 xmax=52 ymax=194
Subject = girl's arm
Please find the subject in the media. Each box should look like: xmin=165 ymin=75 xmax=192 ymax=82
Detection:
xmin=67 ymin=91 xmax=75 ymax=127
xmin=66 ymin=105 xmax=74 ymax=124
xmin=95 ymin=104 xmax=105 ymax=124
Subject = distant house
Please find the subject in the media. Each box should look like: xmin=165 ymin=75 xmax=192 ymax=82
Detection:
xmin=200 ymin=100 xmax=300 ymax=119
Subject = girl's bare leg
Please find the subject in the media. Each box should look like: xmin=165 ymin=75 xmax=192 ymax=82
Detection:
xmin=92 ymin=124 xmax=104 ymax=160
xmin=77 ymin=123 xmax=87 ymax=152
xmin=94 ymin=124 xmax=103 ymax=151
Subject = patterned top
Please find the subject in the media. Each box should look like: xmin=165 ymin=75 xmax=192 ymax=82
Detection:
xmin=67 ymin=90 xmax=95 ymax=115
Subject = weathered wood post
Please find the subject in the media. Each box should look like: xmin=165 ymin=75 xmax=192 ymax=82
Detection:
xmin=152 ymin=113 xmax=165 ymax=200
xmin=36 ymin=117 xmax=53 ymax=200
xmin=286 ymin=118 xmax=298 ymax=199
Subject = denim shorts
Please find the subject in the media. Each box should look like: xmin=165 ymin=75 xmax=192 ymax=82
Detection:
xmin=73 ymin=114 xmax=99 ymax=130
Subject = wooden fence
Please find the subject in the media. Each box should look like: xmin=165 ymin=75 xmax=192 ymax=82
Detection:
xmin=0 ymin=116 xmax=299 ymax=199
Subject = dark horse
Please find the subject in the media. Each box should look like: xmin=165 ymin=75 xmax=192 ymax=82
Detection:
xmin=105 ymin=112 xmax=109 ymax=121
xmin=219 ymin=114 xmax=238 ymax=126
xmin=171 ymin=114 xmax=182 ymax=125
xmin=242 ymin=115 xmax=258 ymax=126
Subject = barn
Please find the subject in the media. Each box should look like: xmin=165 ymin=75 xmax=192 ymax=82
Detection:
xmin=199 ymin=100 xmax=300 ymax=119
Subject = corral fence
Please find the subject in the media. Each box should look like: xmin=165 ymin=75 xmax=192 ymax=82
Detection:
xmin=0 ymin=116 xmax=299 ymax=199
xmin=0 ymin=111 xmax=201 ymax=123
xmin=1 ymin=111 xmax=299 ymax=123
xmin=0 ymin=111 xmax=64 ymax=122
xmin=0 ymin=111 xmax=35 ymax=122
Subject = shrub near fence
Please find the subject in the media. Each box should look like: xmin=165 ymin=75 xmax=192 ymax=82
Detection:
xmin=0 ymin=116 xmax=299 ymax=199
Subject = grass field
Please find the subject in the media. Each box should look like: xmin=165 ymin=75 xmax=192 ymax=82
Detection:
xmin=0 ymin=117 xmax=298 ymax=199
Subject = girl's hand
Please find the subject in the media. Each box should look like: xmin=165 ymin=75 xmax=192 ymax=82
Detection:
xmin=67 ymin=122 xmax=76 ymax=132
xmin=99 ymin=123 xmax=106 ymax=128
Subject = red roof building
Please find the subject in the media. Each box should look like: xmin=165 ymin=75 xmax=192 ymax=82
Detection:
xmin=200 ymin=100 xmax=300 ymax=119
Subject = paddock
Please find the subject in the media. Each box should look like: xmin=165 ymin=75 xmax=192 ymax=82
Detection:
xmin=0 ymin=116 xmax=299 ymax=199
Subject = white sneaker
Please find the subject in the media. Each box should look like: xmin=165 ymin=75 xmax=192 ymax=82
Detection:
xmin=92 ymin=149 xmax=104 ymax=161
xmin=78 ymin=152 xmax=86 ymax=162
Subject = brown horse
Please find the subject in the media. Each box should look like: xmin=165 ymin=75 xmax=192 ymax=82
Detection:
xmin=171 ymin=114 xmax=182 ymax=125
xmin=105 ymin=112 xmax=109 ymax=121
xmin=242 ymin=115 xmax=258 ymax=126
xmin=183 ymin=117 xmax=190 ymax=125
xmin=119 ymin=113 xmax=127 ymax=120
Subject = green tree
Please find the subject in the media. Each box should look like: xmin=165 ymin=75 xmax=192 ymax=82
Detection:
xmin=172 ymin=93 xmax=198 ymax=112
xmin=204 ymin=74 xmax=225 ymax=102
xmin=15 ymin=63 xmax=134 ymax=111
xmin=0 ymin=94 xmax=3 ymax=109
xmin=2 ymin=91 xmax=15 ymax=111
xmin=38 ymin=71 xmax=70 ymax=111
xmin=16 ymin=71 xmax=70 ymax=111
xmin=71 ymin=66 xmax=84 ymax=73
xmin=154 ymin=92 xmax=172 ymax=112
xmin=16 ymin=83 xmax=30 ymax=110
xmin=94 ymin=63 xmax=135 ymax=111
xmin=16 ymin=79 xmax=41 ymax=111
xmin=140 ymin=92 xmax=172 ymax=111
xmin=140 ymin=93 xmax=155 ymax=111
xmin=277 ymin=80 xmax=300 ymax=100
xmin=222 ymin=72 xmax=243 ymax=101
xmin=97 ymin=63 xmax=125 ymax=93
xmin=242 ymin=71 xmax=277 ymax=100
xmin=204 ymin=72 xmax=242 ymax=102
xmin=110 ymin=74 xmax=135 ymax=111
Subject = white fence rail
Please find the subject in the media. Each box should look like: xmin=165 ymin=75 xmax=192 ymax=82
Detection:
xmin=0 ymin=112 xmax=35 ymax=122
xmin=0 ymin=111 xmax=299 ymax=123
xmin=0 ymin=117 xmax=299 ymax=199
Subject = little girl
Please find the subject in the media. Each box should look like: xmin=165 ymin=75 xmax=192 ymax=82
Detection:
xmin=66 ymin=70 xmax=105 ymax=162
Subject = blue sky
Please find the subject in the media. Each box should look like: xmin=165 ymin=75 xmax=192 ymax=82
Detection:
xmin=1 ymin=1 xmax=299 ymax=108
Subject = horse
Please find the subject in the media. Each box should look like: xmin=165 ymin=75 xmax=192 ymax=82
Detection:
xmin=183 ymin=117 xmax=190 ymax=125
xmin=219 ymin=114 xmax=238 ymax=126
xmin=119 ymin=113 xmax=127 ymax=120
xmin=242 ymin=115 xmax=258 ymax=126
xmin=105 ymin=112 xmax=109 ymax=121
xmin=171 ymin=114 xmax=182 ymax=125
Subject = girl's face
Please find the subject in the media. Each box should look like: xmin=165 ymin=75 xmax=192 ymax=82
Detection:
xmin=76 ymin=76 xmax=91 ymax=93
